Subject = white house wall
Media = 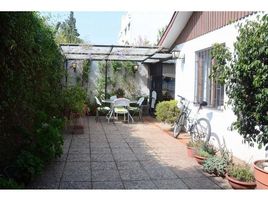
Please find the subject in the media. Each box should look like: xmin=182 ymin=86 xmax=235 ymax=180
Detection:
xmin=174 ymin=13 xmax=267 ymax=162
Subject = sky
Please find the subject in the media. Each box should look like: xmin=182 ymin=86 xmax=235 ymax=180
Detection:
xmin=43 ymin=11 xmax=126 ymax=44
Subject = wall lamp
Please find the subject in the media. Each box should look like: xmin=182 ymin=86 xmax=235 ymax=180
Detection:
xmin=172 ymin=51 xmax=185 ymax=63
xmin=133 ymin=64 xmax=139 ymax=73
xmin=72 ymin=63 xmax=77 ymax=72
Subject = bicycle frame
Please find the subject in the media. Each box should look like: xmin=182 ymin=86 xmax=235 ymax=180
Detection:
xmin=174 ymin=95 xmax=211 ymax=142
xmin=177 ymin=95 xmax=203 ymax=133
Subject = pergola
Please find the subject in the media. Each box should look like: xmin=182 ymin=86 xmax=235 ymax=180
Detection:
xmin=60 ymin=43 xmax=176 ymax=98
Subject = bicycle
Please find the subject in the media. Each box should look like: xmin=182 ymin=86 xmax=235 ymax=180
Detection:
xmin=173 ymin=95 xmax=211 ymax=143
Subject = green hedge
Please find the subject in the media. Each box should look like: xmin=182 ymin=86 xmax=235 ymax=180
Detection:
xmin=0 ymin=12 xmax=66 ymax=186
xmin=155 ymin=100 xmax=180 ymax=124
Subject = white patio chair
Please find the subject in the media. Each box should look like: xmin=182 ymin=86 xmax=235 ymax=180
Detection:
xmin=110 ymin=95 xmax=117 ymax=101
xmin=149 ymin=90 xmax=157 ymax=115
xmin=94 ymin=96 xmax=110 ymax=122
xmin=128 ymin=97 xmax=145 ymax=121
xmin=110 ymin=98 xmax=133 ymax=123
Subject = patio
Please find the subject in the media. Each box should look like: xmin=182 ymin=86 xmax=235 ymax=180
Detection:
xmin=28 ymin=116 xmax=230 ymax=189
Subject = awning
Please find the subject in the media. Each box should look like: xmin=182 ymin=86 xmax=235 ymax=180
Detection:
xmin=60 ymin=44 xmax=174 ymax=63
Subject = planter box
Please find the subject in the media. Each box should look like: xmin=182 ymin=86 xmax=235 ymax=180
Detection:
xmin=194 ymin=154 xmax=206 ymax=165
xmin=254 ymin=160 xmax=268 ymax=189
xmin=186 ymin=146 xmax=195 ymax=157
xmin=226 ymin=174 xmax=256 ymax=189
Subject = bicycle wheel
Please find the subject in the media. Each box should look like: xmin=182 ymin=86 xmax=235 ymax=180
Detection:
xmin=191 ymin=118 xmax=211 ymax=143
xmin=173 ymin=112 xmax=186 ymax=138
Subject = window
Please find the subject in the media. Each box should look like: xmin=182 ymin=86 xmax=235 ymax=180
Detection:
xmin=194 ymin=47 xmax=224 ymax=109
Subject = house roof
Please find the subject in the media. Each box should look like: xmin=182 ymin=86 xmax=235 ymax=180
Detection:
xmin=157 ymin=11 xmax=193 ymax=50
xmin=60 ymin=43 xmax=175 ymax=64
xmin=158 ymin=11 xmax=256 ymax=50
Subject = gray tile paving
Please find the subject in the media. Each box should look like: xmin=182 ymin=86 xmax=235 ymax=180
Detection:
xmin=91 ymin=152 xmax=114 ymax=162
xmin=113 ymin=152 xmax=138 ymax=161
xmin=153 ymin=179 xmax=189 ymax=189
xmin=92 ymin=181 xmax=124 ymax=189
xmin=124 ymin=180 xmax=157 ymax=189
xmin=29 ymin=116 xmax=229 ymax=189
xmin=116 ymin=161 xmax=142 ymax=170
xmin=91 ymin=161 xmax=117 ymax=171
xmin=119 ymin=169 xmax=151 ymax=181
xmin=60 ymin=181 xmax=92 ymax=189
xmin=62 ymin=162 xmax=91 ymax=182
xmin=91 ymin=147 xmax=111 ymax=154
xmin=92 ymin=169 xmax=121 ymax=182
xmin=67 ymin=153 xmax=91 ymax=162
xmin=145 ymin=167 xmax=178 ymax=180
xmin=182 ymin=177 xmax=221 ymax=189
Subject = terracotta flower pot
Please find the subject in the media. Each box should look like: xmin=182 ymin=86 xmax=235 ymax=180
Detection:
xmin=194 ymin=154 xmax=207 ymax=165
xmin=226 ymin=174 xmax=256 ymax=189
xmin=253 ymin=160 xmax=268 ymax=189
xmin=186 ymin=146 xmax=195 ymax=157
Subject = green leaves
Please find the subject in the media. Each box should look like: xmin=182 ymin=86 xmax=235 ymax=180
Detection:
xmin=155 ymin=100 xmax=180 ymax=124
xmin=211 ymin=14 xmax=268 ymax=148
xmin=54 ymin=11 xmax=83 ymax=44
xmin=227 ymin=164 xmax=255 ymax=182
xmin=203 ymin=156 xmax=229 ymax=177
xmin=63 ymin=85 xmax=87 ymax=114
xmin=210 ymin=43 xmax=232 ymax=84
xmin=0 ymin=12 xmax=65 ymax=185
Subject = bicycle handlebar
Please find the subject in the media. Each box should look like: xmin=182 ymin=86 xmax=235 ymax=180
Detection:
xmin=177 ymin=95 xmax=207 ymax=109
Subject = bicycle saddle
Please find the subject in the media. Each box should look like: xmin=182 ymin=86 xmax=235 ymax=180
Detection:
xmin=200 ymin=101 xmax=208 ymax=106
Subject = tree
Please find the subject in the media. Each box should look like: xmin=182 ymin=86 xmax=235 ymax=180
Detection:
xmin=55 ymin=11 xmax=83 ymax=44
xmin=156 ymin=25 xmax=167 ymax=45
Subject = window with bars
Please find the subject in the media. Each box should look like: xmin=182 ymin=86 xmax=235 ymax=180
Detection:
xmin=194 ymin=47 xmax=224 ymax=109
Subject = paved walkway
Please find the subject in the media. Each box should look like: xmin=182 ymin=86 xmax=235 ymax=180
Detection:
xmin=28 ymin=116 xmax=231 ymax=189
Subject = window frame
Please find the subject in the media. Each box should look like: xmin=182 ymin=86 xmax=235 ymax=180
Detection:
xmin=194 ymin=46 xmax=225 ymax=110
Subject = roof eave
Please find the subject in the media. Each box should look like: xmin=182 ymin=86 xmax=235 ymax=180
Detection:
xmin=158 ymin=11 xmax=193 ymax=50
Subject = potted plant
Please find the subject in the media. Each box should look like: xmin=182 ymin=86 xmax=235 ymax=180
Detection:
xmin=203 ymin=147 xmax=232 ymax=177
xmin=253 ymin=159 xmax=268 ymax=189
xmin=115 ymin=88 xmax=125 ymax=98
xmin=226 ymin=164 xmax=256 ymax=189
xmin=194 ymin=142 xmax=216 ymax=165
xmin=186 ymin=141 xmax=195 ymax=157
xmin=63 ymin=86 xmax=87 ymax=132
xmin=203 ymin=156 xmax=228 ymax=177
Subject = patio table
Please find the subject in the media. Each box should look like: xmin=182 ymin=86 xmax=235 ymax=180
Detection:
xmin=102 ymin=99 xmax=137 ymax=123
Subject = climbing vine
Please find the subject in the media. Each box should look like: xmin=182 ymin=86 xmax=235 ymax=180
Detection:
xmin=211 ymin=14 xmax=268 ymax=147
xmin=95 ymin=60 xmax=141 ymax=99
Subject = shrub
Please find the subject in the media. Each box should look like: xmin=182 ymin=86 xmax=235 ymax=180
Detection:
xmin=0 ymin=12 xmax=65 ymax=185
xmin=15 ymin=151 xmax=44 ymax=183
xmin=155 ymin=100 xmax=180 ymax=124
xmin=63 ymin=85 xmax=87 ymax=117
xmin=115 ymin=88 xmax=125 ymax=97
xmin=203 ymin=156 xmax=229 ymax=177
xmin=196 ymin=143 xmax=217 ymax=158
xmin=0 ymin=177 xmax=23 ymax=189
xmin=227 ymin=164 xmax=255 ymax=182
xmin=33 ymin=113 xmax=64 ymax=162
xmin=186 ymin=141 xmax=195 ymax=148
